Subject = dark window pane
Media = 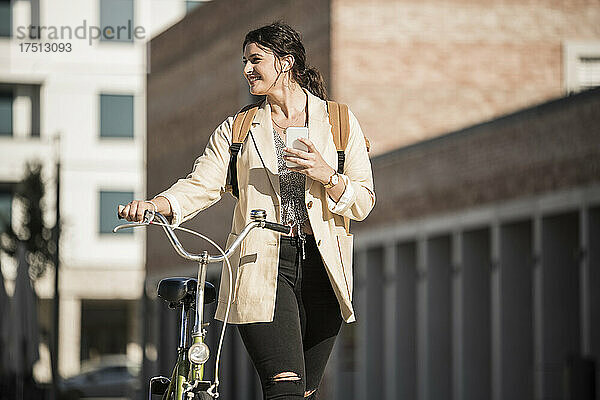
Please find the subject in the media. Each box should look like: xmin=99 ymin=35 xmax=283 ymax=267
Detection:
xmin=0 ymin=92 xmax=12 ymax=136
xmin=100 ymin=94 xmax=134 ymax=138
xmin=99 ymin=191 xmax=133 ymax=234
xmin=100 ymin=0 xmax=134 ymax=42
xmin=0 ymin=0 xmax=11 ymax=38
xmin=0 ymin=190 xmax=12 ymax=231
xmin=81 ymin=300 xmax=130 ymax=360
xmin=185 ymin=1 xmax=205 ymax=13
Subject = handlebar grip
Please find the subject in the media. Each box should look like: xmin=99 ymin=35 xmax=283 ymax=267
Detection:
xmin=263 ymin=221 xmax=292 ymax=234
xmin=116 ymin=206 xmax=156 ymax=223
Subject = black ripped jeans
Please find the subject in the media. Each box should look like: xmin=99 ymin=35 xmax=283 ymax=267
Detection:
xmin=238 ymin=235 xmax=343 ymax=400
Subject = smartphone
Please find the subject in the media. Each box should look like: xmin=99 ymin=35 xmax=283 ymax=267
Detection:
xmin=285 ymin=126 xmax=309 ymax=168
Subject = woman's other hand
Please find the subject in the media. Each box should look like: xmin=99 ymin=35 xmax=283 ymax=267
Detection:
xmin=284 ymin=137 xmax=335 ymax=184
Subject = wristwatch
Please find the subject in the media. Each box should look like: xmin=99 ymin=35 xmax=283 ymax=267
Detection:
xmin=323 ymin=171 xmax=339 ymax=189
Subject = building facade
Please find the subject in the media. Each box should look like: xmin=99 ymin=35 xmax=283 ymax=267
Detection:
xmin=331 ymin=0 xmax=600 ymax=154
xmin=0 ymin=0 xmax=209 ymax=384
xmin=346 ymin=88 xmax=600 ymax=400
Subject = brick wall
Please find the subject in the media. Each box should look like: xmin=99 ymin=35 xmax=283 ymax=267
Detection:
xmin=146 ymin=0 xmax=331 ymax=278
xmin=331 ymin=0 xmax=600 ymax=155
xmin=357 ymin=87 xmax=600 ymax=232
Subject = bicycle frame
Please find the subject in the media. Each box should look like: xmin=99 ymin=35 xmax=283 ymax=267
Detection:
xmin=163 ymin=297 xmax=206 ymax=400
xmin=114 ymin=209 xmax=290 ymax=399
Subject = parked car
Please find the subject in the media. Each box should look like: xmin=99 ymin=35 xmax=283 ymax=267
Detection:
xmin=59 ymin=355 xmax=140 ymax=399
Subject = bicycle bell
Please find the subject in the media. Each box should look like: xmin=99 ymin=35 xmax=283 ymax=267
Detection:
xmin=250 ymin=209 xmax=267 ymax=221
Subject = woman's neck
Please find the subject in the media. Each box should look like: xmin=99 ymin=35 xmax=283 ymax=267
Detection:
xmin=267 ymin=82 xmax=307 ymax=118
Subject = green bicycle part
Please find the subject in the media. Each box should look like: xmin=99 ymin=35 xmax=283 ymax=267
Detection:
xmin=188 ymin=335 xmax=205 ymax=382
xmin=176 ymin=373 xmax=186 ymax=400
xmin=162 ymin=347 xmax=190 ymax=400
xmin=161 ymin=337 xmax=207 ymax=399
xmin=161 ymin=363 xmax=176 ymax=400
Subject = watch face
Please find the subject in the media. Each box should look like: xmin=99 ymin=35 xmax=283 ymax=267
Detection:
xmin=331 ymin=174 xmax=339 ymax=185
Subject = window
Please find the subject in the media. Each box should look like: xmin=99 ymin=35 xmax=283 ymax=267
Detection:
xmin=100 ymin=94 xmax=134 ymax=138
xmin=0 ymin=187 xmax=12 ymax=232
xmin=185 ymin=1 xmax=207 ymax=13
xmin=81 ymin=300 xmax=131 ymax=360
xmin=99 ymin=191 xmax=133 ymax=234
xmin=100 ymin=0 xmax=134 ymax=42
xmin=563 ymin=42 xmax=600 ymax=93
xmin=30 ymin=0 xmax=40 ymax=39
xmin=0 ymin=0 xmax=11 ymax=38
xmin=0 ymin=90 xmax=12 ymax=136
xmin=578 ymin=57 xmax=600 ymax=90
xmin=0 ymin=84 xmax=40 ymax=137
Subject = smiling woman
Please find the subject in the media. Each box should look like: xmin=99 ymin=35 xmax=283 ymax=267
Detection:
xmin=118 ymin=22 xmax=375 ymax=400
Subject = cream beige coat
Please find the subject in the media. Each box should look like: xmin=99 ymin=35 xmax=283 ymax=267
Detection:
xmin=158 ymin=90 xmax=375 ymax=324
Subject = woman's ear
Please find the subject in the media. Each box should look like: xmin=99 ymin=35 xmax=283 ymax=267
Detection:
xmin=282 ymin=55 xmax=295 ymax=72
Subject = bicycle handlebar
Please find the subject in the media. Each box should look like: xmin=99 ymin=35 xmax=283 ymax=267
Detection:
xmin=114 ymin=208 xmax=292 ymax=397
xmin=114 ymin=209 xmax=291 ymax=263
xmin=262 ymin=221 xmax=293 ymax=234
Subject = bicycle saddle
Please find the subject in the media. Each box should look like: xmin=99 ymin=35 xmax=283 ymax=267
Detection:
xmin=157 ymin=277 xmax=216 ymax=307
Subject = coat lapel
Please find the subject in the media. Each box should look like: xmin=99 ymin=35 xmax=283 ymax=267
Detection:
xmin=305 ymin=90 xmax=337 ymax=193
xmin=248 ymin=101 xmax=280 ymax=199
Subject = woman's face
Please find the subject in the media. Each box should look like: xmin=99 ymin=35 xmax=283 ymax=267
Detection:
xmin=242 ymin=42 xmax=283 ymax=96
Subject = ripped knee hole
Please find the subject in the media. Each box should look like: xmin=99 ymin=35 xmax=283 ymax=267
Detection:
xmin=271 ymin=372 xmax=301 ymax=382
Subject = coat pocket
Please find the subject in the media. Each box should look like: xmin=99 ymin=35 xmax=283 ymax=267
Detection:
xmin=336 ymin=234 xmax=354 ymax=301
xmin=233 ymin=232 xmax=278 ymax=305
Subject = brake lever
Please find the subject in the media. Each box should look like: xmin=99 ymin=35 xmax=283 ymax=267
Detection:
xmin=113 ymin=206 xmax=155 ymax=233
xmin=142 ymin=209 xmax=156 ymax=224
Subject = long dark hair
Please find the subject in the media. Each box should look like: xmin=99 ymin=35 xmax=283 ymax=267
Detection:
xmin=243 ymin=22 xmax=327 ymax=100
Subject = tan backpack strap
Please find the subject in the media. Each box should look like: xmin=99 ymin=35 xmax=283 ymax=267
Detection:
xmin=327 ymin=101 xmax=351 ymax=174
xmin=231 ymin=104 xmax=259 ymax=143
xmin=327 ymin=101 xmax=350 ymax=150
xmin=327 ymin=101 xmax=353 ymax=234
xmin=338 ymin=103 xmax=350 ymax=149
xmin=327 ymin=101 xmax=342 ymax=151
xmin=227 ymin=103 xmax=260 ymax=198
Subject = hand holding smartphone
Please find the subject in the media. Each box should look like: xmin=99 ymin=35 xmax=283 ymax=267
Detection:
xmin=285 ymin=127 xmax=309 ymax=168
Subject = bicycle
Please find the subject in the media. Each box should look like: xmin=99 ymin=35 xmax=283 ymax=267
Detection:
xmin=114 ymin=209 xmax=290 ymax=400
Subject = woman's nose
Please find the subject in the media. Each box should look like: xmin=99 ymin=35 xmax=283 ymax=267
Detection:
xmin=243 ymin=61 xmax=253 ymax=75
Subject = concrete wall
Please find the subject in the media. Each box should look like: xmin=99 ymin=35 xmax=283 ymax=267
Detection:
xmin=350 ymin=89 xmax=600 ymax=400
xmin=361 ymin=87 xmax=600 ymax=232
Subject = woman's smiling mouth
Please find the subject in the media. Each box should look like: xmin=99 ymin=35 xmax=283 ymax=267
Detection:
xmin=247 ymin=75 xmax=261 ymax=84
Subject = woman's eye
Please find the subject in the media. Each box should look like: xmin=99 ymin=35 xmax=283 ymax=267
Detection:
xmin=242 ymin=58 xmax=261 ymax=65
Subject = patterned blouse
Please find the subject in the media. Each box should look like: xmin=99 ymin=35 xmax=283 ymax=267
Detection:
xmin=273 ymin=130 xmax=309 ymax=231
